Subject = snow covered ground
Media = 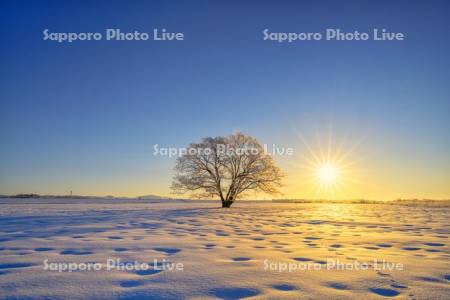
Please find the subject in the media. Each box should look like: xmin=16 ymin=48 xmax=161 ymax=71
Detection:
xmin=0 ymin=198 xmax=449 ymax=299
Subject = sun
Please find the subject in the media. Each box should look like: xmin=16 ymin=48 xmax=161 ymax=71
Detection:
xmin=288 ymin=124 xmax=365 ymax=200
xmin=316 ymin=163 xmax=339 ymax=186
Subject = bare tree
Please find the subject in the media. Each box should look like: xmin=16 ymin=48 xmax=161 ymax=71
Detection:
xmin=171 ymin=132 xmax=284 ymax=207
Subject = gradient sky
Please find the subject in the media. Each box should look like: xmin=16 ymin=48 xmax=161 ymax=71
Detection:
xmin=1 ymin=0 xmax=449 ymax=200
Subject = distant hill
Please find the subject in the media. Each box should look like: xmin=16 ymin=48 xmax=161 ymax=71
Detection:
xmin=0 ymin=193 xmax=173 ymax=200
xmin=137 ymin=194 xmax=173 ymax=200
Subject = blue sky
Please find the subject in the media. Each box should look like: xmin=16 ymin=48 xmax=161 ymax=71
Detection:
xmin=1 ymin=0 xmax=449 ymax=199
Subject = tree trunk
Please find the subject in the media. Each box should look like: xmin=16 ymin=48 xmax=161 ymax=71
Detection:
xmin=222 ymin=200 xmax=233 ymax=208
